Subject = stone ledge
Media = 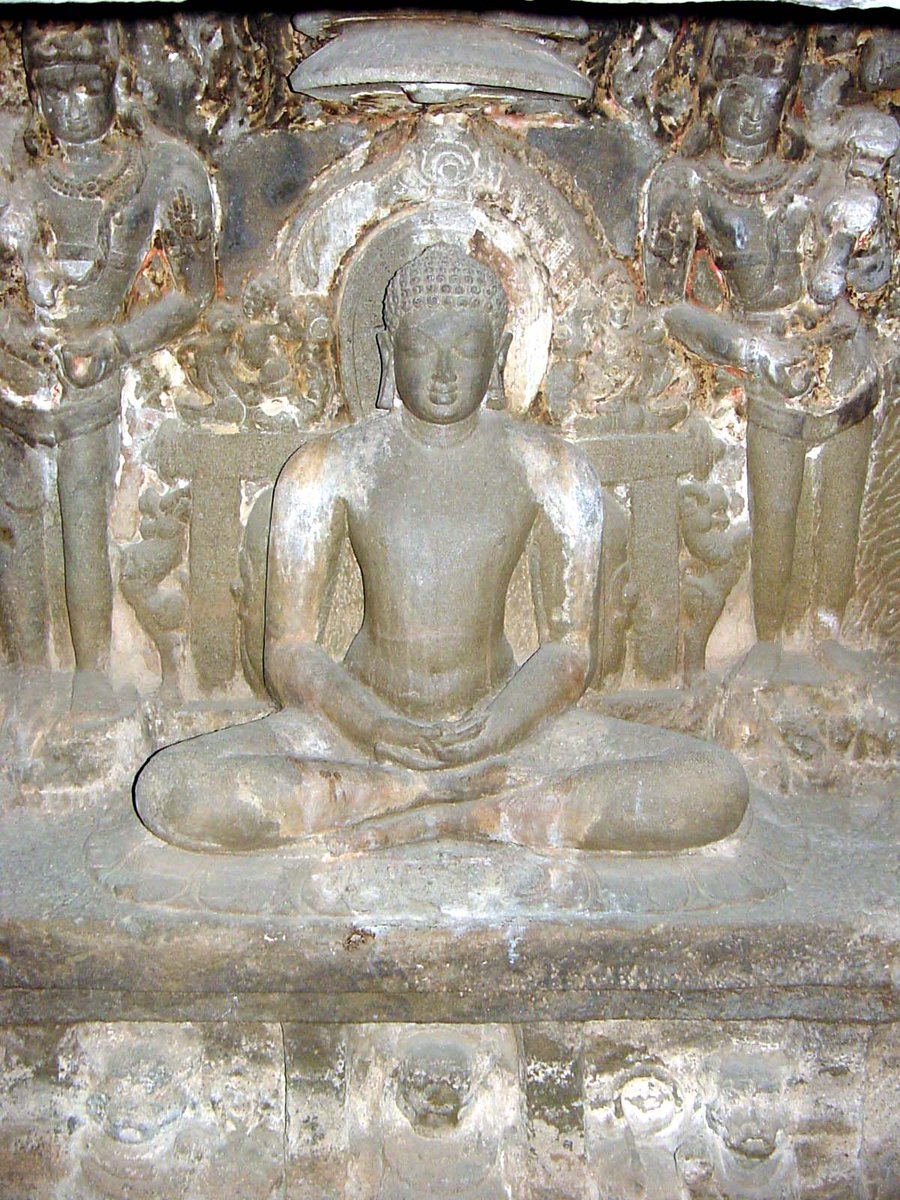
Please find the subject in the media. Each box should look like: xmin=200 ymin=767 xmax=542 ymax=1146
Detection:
xmin=1 ymin=785 xmax=895 ymax=1026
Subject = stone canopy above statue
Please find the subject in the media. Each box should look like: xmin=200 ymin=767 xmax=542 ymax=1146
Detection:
xmin=288 ymin=14 xmax=594 ymax=108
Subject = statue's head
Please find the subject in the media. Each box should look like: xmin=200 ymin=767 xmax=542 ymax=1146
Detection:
xmin=708 ymin=23 xmax=800 ymax=163
xmin=23 ymin=22 xmax=119 ymax=148
xmin=378 ymin=243 xmax=511 ymax=424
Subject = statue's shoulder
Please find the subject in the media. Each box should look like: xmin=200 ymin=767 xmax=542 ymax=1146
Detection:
xmin=500 ymin=414 xmax=602 ymax=499
xmin=277 ymin=416 xmax=390 ymax=492
xmin=501 ymin=413 xmax=595 ymax=465
xmin=647 ymin=153 xmax=702 ymax=193
xmin=141 ymin=123 xmax=213 ymax=203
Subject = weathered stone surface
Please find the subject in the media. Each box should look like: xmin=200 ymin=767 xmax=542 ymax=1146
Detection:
xmin=0 ymin=10 xmax=896 ymax=1198
xmin=0 ymin=776 xmax=894 ymax=1025
xmin=0 ymin=1022 xmax=285 ymax=1198
xmin=3 ymin=1018 xmax=891 ymax=1197
xmin=528 ymin=120 xmax=663 ymax=256
xmin=288 ymin=17 xmax=593 ymax=107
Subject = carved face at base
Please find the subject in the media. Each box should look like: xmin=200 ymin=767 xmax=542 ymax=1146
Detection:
xmin=392 ymin=307 xmax=498 ymax=426
xmin=34 ymin=63 xmax=116 ymax=146
xmin=616 ymin=1070 xmax=681 ymax=1137
xmin=394 ymin=1033 xmax=476 ymax=1135
xmin=705 ymin=1055 xmax=786 ymax=1161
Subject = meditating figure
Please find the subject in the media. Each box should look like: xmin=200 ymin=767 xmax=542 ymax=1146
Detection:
xmin=136 ymin=243 xmax=747 ymax=854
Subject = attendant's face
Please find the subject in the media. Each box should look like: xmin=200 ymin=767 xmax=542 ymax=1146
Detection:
xmin=716 ymin=78 xmax=785 ymax=151
xmin=36 ymin=62 xmax=116 ymax=145
xmin=392 ymin=307 xmax=498 ymax=425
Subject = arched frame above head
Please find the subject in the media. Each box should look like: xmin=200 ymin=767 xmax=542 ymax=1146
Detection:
xmin=273 ymin=115 xmax=616 ymax=419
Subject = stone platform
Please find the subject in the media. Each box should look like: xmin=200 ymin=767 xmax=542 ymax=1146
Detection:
xmin=0 ymin=687 xmax=897 ymax=1196
xmin=0 ymin=781 xmax=895 ymax=1026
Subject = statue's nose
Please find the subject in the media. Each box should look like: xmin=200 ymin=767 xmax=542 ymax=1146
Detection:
xmin=434 ymin=350 xmax=457 ymax=383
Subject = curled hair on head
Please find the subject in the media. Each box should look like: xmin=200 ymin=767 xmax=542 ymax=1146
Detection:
xmin=384 ymin=243 xmax=509 ymax=342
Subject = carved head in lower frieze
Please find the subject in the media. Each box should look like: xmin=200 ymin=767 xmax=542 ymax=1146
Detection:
xmin=23 ymin=22 xmax=120 ymax=150
xmin=393 ymin=1032 xmax=478 ymax=1135
xmin=704 ymin=1051 xmax=790 ymax=1161
xmin=613 ymin=1063 xmax=684 ymax=1138
xmin=377 ymin=243 xmax=512 ymax=421
xmin=57 ymin=1025 xmax=198 ymax=1147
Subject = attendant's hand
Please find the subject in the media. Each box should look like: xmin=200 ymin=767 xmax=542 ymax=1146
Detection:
xmin=60 ymin=328 xmax=123 ymax=389
xmin=744 ymin=334 xmax=812 ymax=398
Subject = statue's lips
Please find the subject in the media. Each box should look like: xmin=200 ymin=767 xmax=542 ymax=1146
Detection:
xmin=429 ymin=389 xmax=457 ymax=406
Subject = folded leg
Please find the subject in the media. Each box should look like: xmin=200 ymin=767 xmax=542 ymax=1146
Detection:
xmin=134 ymin=708 xmax=514 ymax=852
xmin=329 ymin=720 xmax=748 ymax=854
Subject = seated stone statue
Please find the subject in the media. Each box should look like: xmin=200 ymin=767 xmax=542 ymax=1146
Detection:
xmin=135 ymin=244 xmax=748 ymax=854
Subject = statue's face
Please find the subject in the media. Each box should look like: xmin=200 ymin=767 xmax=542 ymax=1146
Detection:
xmin=392 ymin=307 xmax=497 ymax=425
xmin=35 ymin=62 xmax=116 ymax=146
xmin=716 ymin=78 xmax=785 ymax=151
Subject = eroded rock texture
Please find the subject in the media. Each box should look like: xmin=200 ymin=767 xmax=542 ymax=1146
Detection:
xmin=0 ymin=1020 xmax=896 ymax=1197
xmin=0 ymin=10 xmax=896 ymax=1198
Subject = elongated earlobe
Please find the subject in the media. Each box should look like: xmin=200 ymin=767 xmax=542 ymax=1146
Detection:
xmin=486 ymin=331 xmax=513 ymax=410
xmin=375 ymin=328 xmax=395 ymax=410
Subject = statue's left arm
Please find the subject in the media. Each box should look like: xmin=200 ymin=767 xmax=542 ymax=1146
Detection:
xmin=434 ymin=435 xmax=603 ymax=765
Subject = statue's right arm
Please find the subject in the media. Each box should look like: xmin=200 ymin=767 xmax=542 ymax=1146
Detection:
xmin=264 ymin=438 xmax=430 ymax=755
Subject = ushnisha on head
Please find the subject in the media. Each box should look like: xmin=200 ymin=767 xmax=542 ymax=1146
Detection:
xmin=377 ymin=243 xmax=512 ymax=421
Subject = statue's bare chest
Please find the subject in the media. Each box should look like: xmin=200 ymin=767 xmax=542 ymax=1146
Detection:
xmin=345 ymin=435 xmax=534 ymax=597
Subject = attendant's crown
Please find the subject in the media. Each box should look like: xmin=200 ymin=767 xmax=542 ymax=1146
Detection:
xmin=384 ymin=243 xmax=508 ymax=340
xmin=23 ymin=23 xmax=118 ymax=74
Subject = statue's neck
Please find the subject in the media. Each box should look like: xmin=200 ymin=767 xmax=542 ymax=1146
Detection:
xmin=720 ymin=136 xmax=771 ymax=168
xmin=400 ymin=406 xmax=480 ymax=448
xmin=54 ymin=134 xmax=116 ymax=172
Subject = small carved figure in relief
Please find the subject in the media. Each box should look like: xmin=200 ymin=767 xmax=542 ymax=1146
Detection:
xmin=0 ymin=22 xmax=214 ymax=703
xmin=119 ymin=482 xmax=191 ymax=699
xmin=135 ymin=243 xmax=747 ymax=854
xmin=589 ymin=1064 xmax=688 ymax=1200
xmin=346 ymin=1029 xmax=519 ymax=1200
xmin=644 ymin=22 xmax=897 ymax=663
xmin=562 ymin=266 xmax=689 ymax=434
xmin=699 ymin=1052 xmax=798 ymax=1199
xmin=679 ymin=481 xmax=750 ymax=681
xmin=175 ymin=282 xmax=331 ymax=428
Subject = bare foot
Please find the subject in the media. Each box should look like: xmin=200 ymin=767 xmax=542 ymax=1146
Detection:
xmin=424 ymin=757 xmax=515 ymax=802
